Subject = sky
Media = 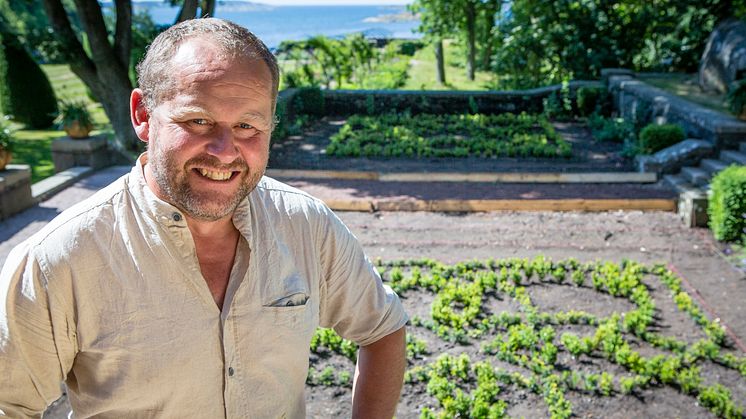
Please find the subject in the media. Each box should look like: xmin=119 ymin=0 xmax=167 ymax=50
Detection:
xmin=257 ymin=0 xmax=412 ymax=5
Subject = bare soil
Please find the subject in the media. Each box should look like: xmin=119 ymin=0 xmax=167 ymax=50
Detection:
xmin=269 ymin=118 xmax=634 ymax=173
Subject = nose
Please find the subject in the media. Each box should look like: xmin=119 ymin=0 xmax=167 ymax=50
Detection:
xmin=206 ymin=126 xmax=240 ymax=163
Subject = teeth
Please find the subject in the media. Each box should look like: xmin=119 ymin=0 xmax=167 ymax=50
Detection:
xmin=198 ymin=168 xmax=233 ymax=181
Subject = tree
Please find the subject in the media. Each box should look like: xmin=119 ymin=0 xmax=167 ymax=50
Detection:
xmin=0 ymin=22 xmax=58 ymax=128
xmin=173 ymin=0 xmax=216 ymax=24
xmin=41 ymin=0 xmax=138 ymax=151
xmin=410 ymin=0 xmax=453 ymax=85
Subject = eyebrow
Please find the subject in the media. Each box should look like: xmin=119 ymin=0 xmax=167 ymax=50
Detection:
xmin=170 ymin=107 xmax=271 ymax=127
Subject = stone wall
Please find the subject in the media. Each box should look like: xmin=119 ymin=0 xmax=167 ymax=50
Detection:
xmin=608 ymin=74 xmax=746 ymax=149
xmin=322 ymin=81 xmax=602 ymax=116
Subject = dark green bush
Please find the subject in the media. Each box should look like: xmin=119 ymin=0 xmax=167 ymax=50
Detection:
xmin=588 ymin=114 xmax=633 ymax=143
xmin=271 ymin=95 xmax=289 ymax=144
xmin=396 ymin=40 xmax=424 ymax=56
xmin=292 ymin=86 xmax=325 ymax=118
xmin=708 ymin=165 xmax=746 ymax=244
xmin=0 ymin=30 xmax=58 ymax=128
xmin=577 ymin=86 xmax=607 ymax=117
xmin=638 ymin=123 xmax=685 ymax=153
xmin=727 ymin=80 xmax=746 ymax=118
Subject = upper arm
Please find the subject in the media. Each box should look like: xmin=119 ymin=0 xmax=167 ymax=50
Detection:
xmin=0 ymin=245 xmax=75 ymax=417
xmin=316 ymin=208 xmax=408 ymax=346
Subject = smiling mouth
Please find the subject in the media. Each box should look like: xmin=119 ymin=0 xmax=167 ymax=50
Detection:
xmin=196 ymin=168 xmax=237 ymax=181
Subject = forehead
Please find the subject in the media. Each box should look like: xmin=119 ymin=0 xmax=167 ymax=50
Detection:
xmin=168 ymin=37 xmax=272 ymax=93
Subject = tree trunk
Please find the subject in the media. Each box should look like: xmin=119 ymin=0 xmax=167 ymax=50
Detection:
xmin=43 ymin=0 xmax=139 ymax=152
xmin=465 ymin=2 xmax=476 ymax=81
xmin=175 ymin=0 xmax=198 ymax=24
xmin=202 ymin=0 xmax=216 ymax=18
xmin=435 ymin=39 xmax=446 ymax=85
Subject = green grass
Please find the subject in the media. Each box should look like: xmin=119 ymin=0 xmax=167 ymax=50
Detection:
xmin=402 ymin=40 xmax=495 ymax=91
xmin=4 ymin=64 xmax=112 ymax=183
xmin=637 ymin=73 xmax=731 ymax=115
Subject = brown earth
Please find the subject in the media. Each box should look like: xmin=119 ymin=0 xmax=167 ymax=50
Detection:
xmin=269 ymin=118 xmax=634 ymax=173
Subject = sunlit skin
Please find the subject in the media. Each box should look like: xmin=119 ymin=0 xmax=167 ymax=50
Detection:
xmin=130 ymin=37 xmax=274 ymax=308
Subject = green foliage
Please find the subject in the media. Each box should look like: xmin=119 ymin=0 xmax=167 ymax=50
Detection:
xmin=588 ymin=114 xmax=634 ymax=143
xmin=55 ymin=100 xmax=93 ymax=129
xmin=292 ymin=87 xmax=325 ymax=118
xmin=576 ymin=87 xmax=607 ymax=117
xmin=278 ymin=34 xmax=410 ymax=90
xmin=0 ymin=120 xmax=13 ymax=152
xmin=698 ymin=384 xmax=744 ymax=419
xmin=708 ymin=165 xmax=746 ymax=244
xmin=637 ymin=123 xmax=685 ymax=154
xmin=309 ymin=328 xmax=358 ymax=362
xmin=327 ymin=112 xmax=572 ymax=159
xmin=727 ymin=80 xmax=746 ymax=118
xmin=0 ymin=30 xmax=57 ymax=128
xmin=542 ymin=81 xmax=573 ymax=121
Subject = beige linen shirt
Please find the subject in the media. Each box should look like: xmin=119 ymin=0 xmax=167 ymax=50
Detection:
xmin=0 ymin=156 xmax=407 ymax=418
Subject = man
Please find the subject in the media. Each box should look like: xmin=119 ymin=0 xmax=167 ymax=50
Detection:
xmin=0 ymin=18 xmax=407 ymax=418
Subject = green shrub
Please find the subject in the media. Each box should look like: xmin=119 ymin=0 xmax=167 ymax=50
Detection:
xmin=577 ymin=86 xmax=607 ymax=117
xmin=708 ymin=165 xmax=746 ymax=244
xmin=271 ymin=95 xmax=290 ymax=143
xmin=727 ymin=80 xmax=746 ymax=118
xmin=292 ymin=86 xmax=325 ymax=118
xmin=0 ymin=31 xmax=58 ymax=128
xmin=0 ymin=121 xmax=13 ymax=152
xmin=638 ymin=123 xmax=685 ymax=153
xmin=588 ymin=114 xmax=634 ymax=143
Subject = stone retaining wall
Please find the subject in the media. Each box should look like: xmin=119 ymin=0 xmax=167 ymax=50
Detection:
xmin=0 ymin=164 xmax=33 ymax=220
xmin=608 ymin=74 xmax=746 ymax=149
xmin=322 ymin=81 xmax=603 ymax=116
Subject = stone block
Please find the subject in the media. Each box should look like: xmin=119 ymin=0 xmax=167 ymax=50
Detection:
xmin=51 ymin=135 xmax=110 ymax=173
xmin=0 ymin=164 xmax=33 ymax=220
xmin=649 ymin=139 xmax=714 ymax=174
xmin=601 ymin=68 xmax=635 ymax=84
xmin=699 ymin=19 xmax=746 ymax=94
xmin=678 ymin=190 xmax=709 ymax=228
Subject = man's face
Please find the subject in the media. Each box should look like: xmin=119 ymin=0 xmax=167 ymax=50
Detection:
xmin=143 ymin=38 xmax=274 ymax=222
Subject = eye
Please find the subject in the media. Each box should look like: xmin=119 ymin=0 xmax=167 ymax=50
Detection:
xmin=237 ymin=122 xmax=254 ymax=130
xmin=191 ymin=119 xmax=209 ymax=126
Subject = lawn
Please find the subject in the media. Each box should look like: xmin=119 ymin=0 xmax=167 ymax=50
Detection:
xmin=637 ymin=73 xmax=732 ymax=116
xmin=4 ymin=64 xmax=112 ymax=183
xmin=402 ymin=40 xmax=495 ymax=91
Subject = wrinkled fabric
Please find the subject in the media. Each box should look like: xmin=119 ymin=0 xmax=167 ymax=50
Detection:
xmin=0 ymin=155 xmax=406 ymax=418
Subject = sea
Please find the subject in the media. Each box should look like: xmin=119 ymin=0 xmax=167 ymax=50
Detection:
xmin=129 ymin=2 xmax=422 ymax=49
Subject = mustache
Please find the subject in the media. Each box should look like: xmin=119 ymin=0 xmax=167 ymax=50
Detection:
xmin=185 ymin=155 xmax=249 ymax=171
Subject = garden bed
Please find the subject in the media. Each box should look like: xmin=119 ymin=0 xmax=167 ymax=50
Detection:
xmin=269 ymin=117 xmax=634 ymax=174
xmin=306 ymin=257 xmax=746 ymax=418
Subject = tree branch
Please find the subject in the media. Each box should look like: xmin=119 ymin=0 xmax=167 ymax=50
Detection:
xmin=72 ymin=0 xmax=119 ymax=67
xmin=41 ymin=0 xmax=95 ymax=73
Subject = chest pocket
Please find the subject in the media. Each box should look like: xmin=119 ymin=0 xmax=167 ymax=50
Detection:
xmin=260 ymin=272 xmax=314 ymax=329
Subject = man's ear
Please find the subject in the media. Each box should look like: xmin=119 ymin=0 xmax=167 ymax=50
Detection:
xmin=130 ymin=89 xmax=150 ymax=143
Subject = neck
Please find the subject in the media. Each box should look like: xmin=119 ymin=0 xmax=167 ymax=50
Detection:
xmin=186 ymin=214 xmax=239 ymax=241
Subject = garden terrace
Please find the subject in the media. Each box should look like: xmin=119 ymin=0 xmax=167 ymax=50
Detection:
xmin=307 ymin=257 xmax=746 ymax=418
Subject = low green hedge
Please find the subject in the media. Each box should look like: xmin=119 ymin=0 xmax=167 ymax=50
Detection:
xmin=638 ymin=123 xmax=685 ymax=153
xmin=708 ymin=165 xmax=746 ymax=244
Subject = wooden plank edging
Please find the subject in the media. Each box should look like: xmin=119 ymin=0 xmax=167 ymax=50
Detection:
xmin=322 ymin=198 xmax=676 ymax=213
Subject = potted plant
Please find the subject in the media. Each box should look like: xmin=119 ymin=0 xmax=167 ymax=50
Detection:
xmin=56 ymin=100 xmax=94 ymax=138
xmin=727 ymin=80 xmax=746 ymax=120
xmin=0 ymin=123 xmax=13 ymax=171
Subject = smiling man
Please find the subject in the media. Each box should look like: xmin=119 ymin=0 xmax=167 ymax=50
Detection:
xmin=0 ymin=19 xmax=406 ymax=418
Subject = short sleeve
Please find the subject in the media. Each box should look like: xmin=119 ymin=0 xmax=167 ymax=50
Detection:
xmin=316 ymin=208 xmax=407 ymax=347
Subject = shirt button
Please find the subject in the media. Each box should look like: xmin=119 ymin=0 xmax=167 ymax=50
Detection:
xmin=228 ymin=367 xmax=235 ymax=376
xmin=172 ymin=213 xmax=182 ymax=222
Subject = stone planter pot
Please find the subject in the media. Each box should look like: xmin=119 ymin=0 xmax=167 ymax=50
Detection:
xmin=0 ymin=148 xmax=11 ymax=171
xmin=64 ymin=121 xmax=93 ymax=139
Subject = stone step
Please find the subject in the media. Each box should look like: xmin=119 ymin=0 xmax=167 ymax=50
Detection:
xmin=720 ymin=149 xmax=746 ymax=166
xmin=700 ymin=158 xmax=729 ymax=175
xmin=680 ymin=166 xmax=711 ymax=187
xmin=740 ymin=142 xmax=746 ymax=154
xmin=664 ymin=174 xmax=705 ymax=196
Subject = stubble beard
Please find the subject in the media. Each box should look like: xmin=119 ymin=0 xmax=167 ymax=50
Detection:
xmin=149 ymin=142 xmax=264 ymax=222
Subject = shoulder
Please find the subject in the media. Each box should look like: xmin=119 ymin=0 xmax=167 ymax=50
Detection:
xmin=13 ymin=175 xmax=128 ymax=262
xmin=252 ymin=176 xmax=332 ymax=219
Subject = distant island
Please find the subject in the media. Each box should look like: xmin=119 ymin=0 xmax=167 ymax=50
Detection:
xmin=363 ymin=11 xmax=418 ymax=23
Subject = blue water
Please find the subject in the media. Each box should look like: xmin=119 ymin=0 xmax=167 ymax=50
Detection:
xmin=132 ymin=3 xmax=422 ymax=49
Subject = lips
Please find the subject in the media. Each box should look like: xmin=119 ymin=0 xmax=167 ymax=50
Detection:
xmin=197 ymin=168 xmax=235 ymax=181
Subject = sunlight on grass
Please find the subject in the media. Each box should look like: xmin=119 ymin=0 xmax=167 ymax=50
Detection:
xmin=638 ymin=73 xmax=731 ymax=115
xmin=10 ymin=129 xmax=65 ymax=183
xmin=403 ymin=40 xmax=495 ymax=91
